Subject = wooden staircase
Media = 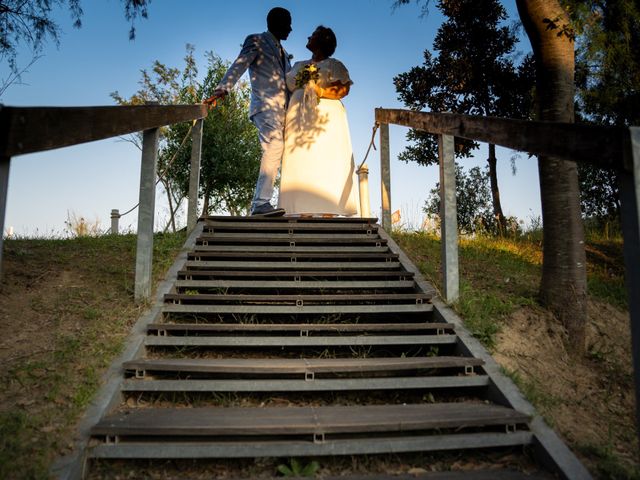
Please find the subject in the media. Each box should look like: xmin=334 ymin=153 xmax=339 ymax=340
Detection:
xmin=72 ymin=216 xmax=588 ymax=478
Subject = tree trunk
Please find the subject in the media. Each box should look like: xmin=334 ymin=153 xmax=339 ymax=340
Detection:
xmin=516 ymin=0 xmax=587 ymax=353
xmin=487 ymin=143 xmax=506 ymax=234
xmin=202 ymin=185 xmax=211 ymax=217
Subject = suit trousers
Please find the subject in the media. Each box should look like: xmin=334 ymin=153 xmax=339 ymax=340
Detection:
xmin=251 ymin=110 xmax=285 ymax=212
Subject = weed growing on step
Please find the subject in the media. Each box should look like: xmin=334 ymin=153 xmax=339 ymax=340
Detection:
xmin=277 ymin=458 xmax=320 ymax=477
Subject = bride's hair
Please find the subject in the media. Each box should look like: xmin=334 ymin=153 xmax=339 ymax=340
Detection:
xmin=315 ymin=26 xmax=337 ymax=57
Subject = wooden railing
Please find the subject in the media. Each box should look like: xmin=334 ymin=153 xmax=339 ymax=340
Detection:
xmin=375 ymin=107 xmax=640 ymax=438
xmin=0 ymin=104 xmax=208 ymax=301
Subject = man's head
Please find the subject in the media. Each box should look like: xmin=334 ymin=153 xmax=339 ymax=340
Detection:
xmin=267 ymin=7 xmax=292 ymax=41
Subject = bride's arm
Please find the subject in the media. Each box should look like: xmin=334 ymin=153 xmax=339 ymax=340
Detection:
xmin=314 ymin=81 xmax=350 ymax=100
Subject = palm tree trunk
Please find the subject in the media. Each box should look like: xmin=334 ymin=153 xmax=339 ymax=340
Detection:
xmin=487 ymin=143 xmax=506 ymax=234
xmin=516 ymin=0 xmax=587 ymax=353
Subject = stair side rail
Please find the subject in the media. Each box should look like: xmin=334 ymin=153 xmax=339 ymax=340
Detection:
xmin=0 ymin=104 xmax=208 ymax=302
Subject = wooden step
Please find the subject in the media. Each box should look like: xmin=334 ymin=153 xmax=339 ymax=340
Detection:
xmin=144 ymin=333 xmax=456 ymax=347
xmin=147 ymin=322 xmax=454 ymax=335
xmin=187 ymin=252 xmax=399 ymax=260
xmin=198 ymin=233 xmax=379 ymax=240
xmin=91 ymin=403 xmax=529 ymax=438
xmin=196 ymin=237 xmax=388 ymax=245
xmin=183 ymin=261 xmax=402 ymax=270
xmin=89 ymin=431 xmax=534 ymax=459
xmin=201 ymin=215 xmax=378 ymax=224
xmin=163 ymin=292 xmax=431 ymax=305
xmin=202 ymin=221 xmax=378 ymax=231
xmin=191 ymin=245 xmax=390 ymax=253
xmin=123 ymin=356 xmax=483 ymax=375
xmin=177 ymin=270 xmax=414 ymax=280
xmin=174 ymin=279 xmax=416 ymax=290
xmin=121 ymin=376 xmax=490 ymax=392
xmin=161 ymin=303 xmax=433 ymax=315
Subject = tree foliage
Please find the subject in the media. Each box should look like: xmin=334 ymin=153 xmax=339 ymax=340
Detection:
xmin=393 ymin=0 xmax=535 ymax=233
xmin=569 ymin=0 xmax=640 ymax=225
xmin=0 ymin=0 xmax=150 ymax=76
xmin=425 ymin=164 xmax=493 ymax=235
xmin=111 ymin=46 xmax=261 ymax=224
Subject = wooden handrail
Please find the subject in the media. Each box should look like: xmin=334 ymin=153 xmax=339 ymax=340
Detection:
xmin=375 ymin=108 xmax=629 ymax=172
xmin=375 ymin=106 xmax=640 ymax=448
xmin=0 ymin=104 xmax=208 ymax=157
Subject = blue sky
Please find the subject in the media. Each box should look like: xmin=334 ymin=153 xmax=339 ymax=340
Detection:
xmin=1 ymin=0 xmax=539 ymax=236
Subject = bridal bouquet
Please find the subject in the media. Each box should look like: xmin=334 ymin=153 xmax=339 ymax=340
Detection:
xmin=294 ymin=63 xmax=320 ymax=89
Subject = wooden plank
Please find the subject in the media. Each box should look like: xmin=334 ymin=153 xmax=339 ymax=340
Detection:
xmin=375 ymin=108 xmax=627 ymax=171
xmin=161 ymin=304 xmax=432 ymax=315
xmin=91 ymin=403 xmax=529 ymax=436
xmin=203 ymin=221 xmax=378 ymax=231
xmin=201 ymin=215 xmax=379 ymax=224
xmin=123 ymin=356 xmax=483 ymax=374
xmin=183 ymin=261 xmax=401 ymax=270
xmin=187 ymin=251 xmax=399 ymax=260
xmin=192 ymin=245 xmax=389 ymax=253
xmin=120 ymin=376 xmax=490 ymax=392
xmin=198 ymin=233 xmax=378 ymax=240
xmin=196 ymin=237 xmax=388 ymax=245
xmin=89 ymin=431 xmax=534 ymax=459
xmin=177 ymin=270 xmax=413 ymax=279
xmin=147 ymin=322 xmax=454 ymax=333
xmin=0 ymin=105 xmax=208 ymax=157
xmin=163 ymin=293 xmax=431 ymax=303
xmin=174 ymin=279 xmax=416 ymax=289
xmin=145 ymin=334 xmax=456 ymax=347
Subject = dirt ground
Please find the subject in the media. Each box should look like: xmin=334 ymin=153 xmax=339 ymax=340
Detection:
xmin=494 ymin=300 xmax=638 ymax=474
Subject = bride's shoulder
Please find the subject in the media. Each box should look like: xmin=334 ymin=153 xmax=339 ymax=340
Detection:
xmin=324 ymin=57 xmax=348 ymax=67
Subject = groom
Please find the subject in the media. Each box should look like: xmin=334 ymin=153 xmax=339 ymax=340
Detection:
xmin=204 ymin=7 xmax=292 ymax=217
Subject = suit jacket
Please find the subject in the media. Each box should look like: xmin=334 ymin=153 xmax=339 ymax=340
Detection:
xmin=217 ymin=31 xmax=291 ymax=121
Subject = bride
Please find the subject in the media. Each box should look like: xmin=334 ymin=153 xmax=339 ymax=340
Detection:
xmin=278 ymin=26 xmax=359 ymax=217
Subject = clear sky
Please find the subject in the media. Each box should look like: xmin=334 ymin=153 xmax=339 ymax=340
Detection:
xmin=1 ymin=0 xmax=539 ymax=237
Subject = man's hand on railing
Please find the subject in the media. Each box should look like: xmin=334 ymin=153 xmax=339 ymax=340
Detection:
xmin=203 ymin=88 xmax=227 ymax=109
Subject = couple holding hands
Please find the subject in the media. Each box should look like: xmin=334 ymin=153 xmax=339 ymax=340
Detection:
xmin=204 ymin=7 xmax=359 ymax=218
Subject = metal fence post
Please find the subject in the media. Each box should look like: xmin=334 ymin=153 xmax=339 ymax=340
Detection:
xmin=357 ymin=163 xmax=371 ymax=218
xmin=439 ymin=134 xmax=459 ymax=303
xmin=187 ymin=118 xmax=203 ymax=231
xmin=380 ymin=123 xmax=391 ymax=230
xmin=134 ymin=127 xmax=159 ymax=303
xmin=110 ymin=209 xmax=120 ymax=235
xmin=0 ymin=156 xmax=10 ymax=279
xmin=620 ymin=126 xmax=640 ymax=441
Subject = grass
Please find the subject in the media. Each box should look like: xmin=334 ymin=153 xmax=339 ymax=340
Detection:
xmin=392 ymin=229 xmax=626 ymax=349
xmin=0 ymin=231 xmax=186 ymax=479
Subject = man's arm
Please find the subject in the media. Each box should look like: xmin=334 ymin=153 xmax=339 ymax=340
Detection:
xmin=204 ymin=34 xmax=260 ymax=105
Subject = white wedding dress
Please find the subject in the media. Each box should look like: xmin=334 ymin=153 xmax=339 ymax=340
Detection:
xmin=278 ymin=58 xmax=359 ymax=216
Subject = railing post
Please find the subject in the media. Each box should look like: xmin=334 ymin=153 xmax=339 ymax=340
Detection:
xmin=187 ymin=118 xmax=203 ymax=231
xmin=0 ymin=156 xmax=10 ymax=280
xmin=380 ymin=123 xmax=391 ymax=230
xmin=438 ymin=134 xmax=459 ymax=303
xmin=134 ymin=127 xmax=159 ymax=303
xmin=110 ymin=209 xmax=120 ymax=235
xmin=620 ymin=126 xmax=640 ymax=441
xmin=357 ymin=163 xmax=371 ymax=218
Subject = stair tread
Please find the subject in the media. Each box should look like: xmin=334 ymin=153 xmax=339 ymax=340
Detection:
xmin=92 ymin=403 xmax=529 ymax=436
xmin=123 ymin=356 xmax=483 ymax=374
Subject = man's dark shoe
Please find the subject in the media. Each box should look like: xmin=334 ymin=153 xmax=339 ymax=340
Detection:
xmin=251 ymin=204 xmax=286 ymax=217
